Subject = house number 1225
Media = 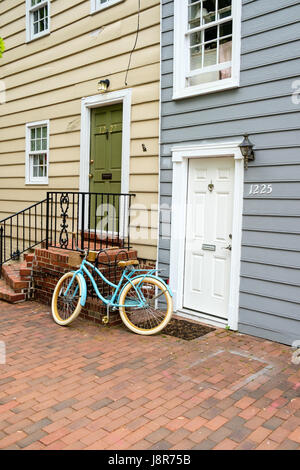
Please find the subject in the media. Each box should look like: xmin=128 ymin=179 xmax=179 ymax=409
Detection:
xmin=249 ymin=184 xmax=273 ymax=195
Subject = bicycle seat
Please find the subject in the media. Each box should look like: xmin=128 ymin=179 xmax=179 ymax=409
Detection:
xmin=118 ymin=260 xmax=139 ymax=267
xmin=86 ymin=251 xmax=98 ymax=262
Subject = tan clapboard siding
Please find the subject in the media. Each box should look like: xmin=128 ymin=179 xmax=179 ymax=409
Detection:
xmin=2 ymin=2 xmax=159 ymax=65
xmin=4 ymin=32 xmax=159 ymax=95
xmin=0 ymin=82 xmax=159 ymax=126
xmin=3 ymin=0 xmax=159 ymax=55
xmin=0 ymin=0 xmax=160 ymax=261
xmin=130 ymin=157 xmax=159 ymax=174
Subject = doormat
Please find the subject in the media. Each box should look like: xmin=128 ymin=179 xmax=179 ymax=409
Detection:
xmin=162 ymin=318 xmax=215 ymax=341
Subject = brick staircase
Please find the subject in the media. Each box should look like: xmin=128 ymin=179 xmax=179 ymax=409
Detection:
xmin=0 ymin=253 xmax=34 ymax=304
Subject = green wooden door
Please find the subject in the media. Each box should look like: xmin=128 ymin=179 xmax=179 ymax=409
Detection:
xmin=89 ymin=104 xmax=122 ymax=231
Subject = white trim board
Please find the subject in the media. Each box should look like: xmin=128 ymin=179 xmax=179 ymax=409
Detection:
xmin=25 ymin=120 xmax=50 ymax=186
xmin=79 ymin=89 xmax=132 ymax=236
xmin=173 ymin=0 xmax=242 ymax=99
xmin=80 ymin=89 xmax=131 ymax=195
xmin=26 ymin=0 xmax=51 ymax=43
xmin=169 ymin=142 xmax=244 ymax=331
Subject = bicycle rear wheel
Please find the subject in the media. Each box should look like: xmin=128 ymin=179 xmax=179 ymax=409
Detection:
xmin=52 ymin=272 xmax=82 ymax=326
xmin=119 ymin=276 xmax=173 ymax=335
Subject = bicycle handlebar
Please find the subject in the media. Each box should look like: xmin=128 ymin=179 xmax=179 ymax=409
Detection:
xmin=72 ymin=232 xmax=88 ymax=258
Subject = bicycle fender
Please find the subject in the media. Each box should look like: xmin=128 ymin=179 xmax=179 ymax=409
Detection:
xmin=76 ymin=272 xmax=87 ymax=306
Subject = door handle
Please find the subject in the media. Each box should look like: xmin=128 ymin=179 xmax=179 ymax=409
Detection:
xmin=89 ymin=173 xmax=93 ymax=179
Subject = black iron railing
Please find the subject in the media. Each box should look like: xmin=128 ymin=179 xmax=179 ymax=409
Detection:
xmin=0 ymin=192 xmax=134 ymax=274
xmin=0 ymin=199 xmax=47 ymax=270
xmin=46 ymin=192 xmax=135 ymax=252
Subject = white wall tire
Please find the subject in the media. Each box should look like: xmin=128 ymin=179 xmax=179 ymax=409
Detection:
xmin=51 ymin=272 xmax=82 ymax=326
xmin=119 ymin=276 xmax=173 ymax=336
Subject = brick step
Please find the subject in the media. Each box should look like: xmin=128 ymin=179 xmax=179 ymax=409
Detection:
xmin=0 ymin=254 xmax=33 ymax=304
xmin=83 ymin=231 xmax=126 ymax=248
xmin=0 ymin=279 xmax=26 ymax=304
xmin=2 ymin=264 xmax=30 ymax=291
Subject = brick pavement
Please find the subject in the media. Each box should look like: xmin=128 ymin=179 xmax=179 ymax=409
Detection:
xmin=0 ymin=300 xmax=299 ymax=450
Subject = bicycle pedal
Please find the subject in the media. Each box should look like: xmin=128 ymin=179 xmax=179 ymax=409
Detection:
xmin=102 ymin=316 xmax=109 ymax=324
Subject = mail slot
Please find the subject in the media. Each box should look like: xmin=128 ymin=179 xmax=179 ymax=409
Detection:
xmin=202 ymin=244 xmax=216 ymax=251
xmin=102 ymin=173 xmax=112 ymax=180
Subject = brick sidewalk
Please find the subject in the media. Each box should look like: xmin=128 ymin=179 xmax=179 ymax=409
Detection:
xmin=0 ymin=300 xmax=299 ymax=450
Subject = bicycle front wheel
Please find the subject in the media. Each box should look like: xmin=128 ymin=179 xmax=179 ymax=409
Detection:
xmin=119 ymin=276 xmax=173 ymax=335
xmin=51 ymin=272 xmax=82 ymax=326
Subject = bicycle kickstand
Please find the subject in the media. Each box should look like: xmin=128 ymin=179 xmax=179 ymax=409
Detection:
xmin=102 ymin=303 xmax=110 ymax=325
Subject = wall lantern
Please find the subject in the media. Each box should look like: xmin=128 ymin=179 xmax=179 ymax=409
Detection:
xmin=98 ymin=79 xmax=110 ymax=93
xmin=239 ymin=134 xmax=255 ymax=169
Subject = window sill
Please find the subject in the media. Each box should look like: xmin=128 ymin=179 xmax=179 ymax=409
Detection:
xmin=25 ymin=181 xmax=49 ymax=186
xmin=90 ymin=0 xmax=125 ymax=15
xmin=173 ymin=78 xmax=240 ymax=101
xmin=26 ymin=31 xmax=50 ymax=44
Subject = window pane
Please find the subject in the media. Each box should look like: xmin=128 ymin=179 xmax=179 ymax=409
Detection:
xmin=218 ymin=0 xmax=232 ymax=19
xmin=220 ymin=20 xmax=232 ymax=38
xmin=190 ymin=31 xmax=202 ymax=47
xmin=188 ymin=70 xmax=219 ymax=86
xmin=188 ymin=1 xmax=201 ymax=30
xmin=42 ymin=126 xmax=47 ymax=138
xmin=204 ymin=25 xmax=217 ymax=42
xmin=203 ymin=0 xmax=216 ymax=24
xmin=42 ymin=139 xmax=47 ymax=150
xmin=36 ymin=127 xmax=41 ymax=138
xmin=219 ymin=37 xmax=232 ymax=63
xmin=188 ymin=67 xmax=231 ymax=87
xmin=36 ymin=139 xmax=41 ymax=151
xmin=190 ymin=45 xmax=203 ymax=71
xmin=204 ymin=42 xmax=217 ymax=67
xmin=31 ymin=141 xmax=35 ymax=151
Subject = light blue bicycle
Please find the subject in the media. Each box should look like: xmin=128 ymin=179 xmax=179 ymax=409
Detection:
xmin=51 ymin=246 xmax=173 ymax=336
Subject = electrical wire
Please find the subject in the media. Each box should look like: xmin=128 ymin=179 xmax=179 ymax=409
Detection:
xmin=125 ymin=0 xmax=141 ymax=86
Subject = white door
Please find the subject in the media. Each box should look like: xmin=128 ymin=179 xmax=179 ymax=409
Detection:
xmin=183 ymin=157 xmax=234 ymax=320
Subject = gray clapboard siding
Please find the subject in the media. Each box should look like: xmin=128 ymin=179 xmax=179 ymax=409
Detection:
xmin=159 ymin=0 xmax=300 ymax=345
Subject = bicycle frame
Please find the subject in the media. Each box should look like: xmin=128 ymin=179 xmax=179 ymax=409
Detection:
xmin=64 ymin=259 xmax=172 ymax=309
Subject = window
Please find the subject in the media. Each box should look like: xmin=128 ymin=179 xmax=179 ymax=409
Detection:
xmin=26 ymin=0 xmax=50 ymax=42
xmin=26 ymin=121 xmax=49 ymax=185
xmin=173 ymin=0 xmax=242 ymax=99
xmin=91 ymin=0 xmax=124 ymax=14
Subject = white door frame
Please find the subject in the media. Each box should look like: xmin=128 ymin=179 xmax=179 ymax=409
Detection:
xmin=80 ymin=89 xmax=132 ymax=194
xmin=79 ymin=89 xmax=132 ymax=237
xmin=169 ymin=142 xmax=244 ymax=330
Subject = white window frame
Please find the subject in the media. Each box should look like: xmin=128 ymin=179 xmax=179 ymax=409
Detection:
xmin=25 ymin=120 xmax=50 ymax=185
xmin=26 ymin=0 xmax=50 ymax=43
xmin=90 ymin=0 xmax=125 ymax=15
xmin=173 ymin=0 xmax=242 ymax=100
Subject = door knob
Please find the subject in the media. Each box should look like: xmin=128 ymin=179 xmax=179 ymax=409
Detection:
xmin=222 ymin=245 xmax=232 ymax=251
xmin=89 ymin=173 xmax=93 ymax=179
